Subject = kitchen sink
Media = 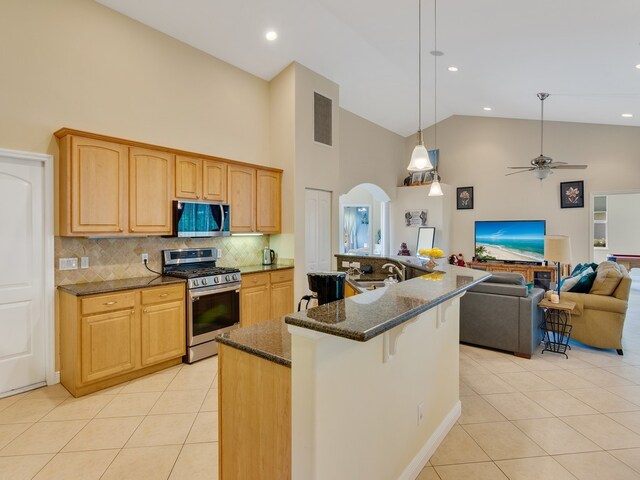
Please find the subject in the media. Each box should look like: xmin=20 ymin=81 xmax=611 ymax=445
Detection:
xmin=352 ymin=280 xmax=389 ymax=290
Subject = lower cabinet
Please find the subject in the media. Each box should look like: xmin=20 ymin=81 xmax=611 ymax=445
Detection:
xmin=60 ymin=283 xmax=185 ymax=397
xmin=240 ymin=268 xmax=294 ymax=327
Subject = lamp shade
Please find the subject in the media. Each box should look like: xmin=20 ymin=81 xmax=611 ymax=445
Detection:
xmin=407 ymin=142 xmax=433 ymax=171
xmin=428 ymin=174 xmax=443 ymax=196
xmin=544 ymin=235 xmax=571 ymax=263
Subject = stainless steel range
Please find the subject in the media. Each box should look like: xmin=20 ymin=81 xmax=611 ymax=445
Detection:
xmin=162 ymin=248 xmax=241 ymax=363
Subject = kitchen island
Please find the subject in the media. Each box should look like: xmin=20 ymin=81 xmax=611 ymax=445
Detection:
xmin=216 ymin=265 xmax=490 ymax=480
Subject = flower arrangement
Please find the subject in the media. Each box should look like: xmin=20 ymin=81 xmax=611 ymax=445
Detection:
xmin=418 ymin=247 xmax=445 ymax=258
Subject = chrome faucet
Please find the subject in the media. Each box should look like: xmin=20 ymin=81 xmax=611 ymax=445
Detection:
xmin=382 ymin=263 xmax=405 ymax=282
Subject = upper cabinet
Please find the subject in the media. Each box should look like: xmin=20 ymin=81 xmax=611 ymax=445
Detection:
xmin=228 ymin=165 xmax=256 ymax=233
xmin=257 ymin=170 xmax=282 ymax=234
xmin=174 ymin=155 xmax=202 ymax=200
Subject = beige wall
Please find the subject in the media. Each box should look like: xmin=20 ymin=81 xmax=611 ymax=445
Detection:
xmin=403 ymin=116 xmax=640 ymax=263
xmin=0 ymin=0 xmax=269 ymax=164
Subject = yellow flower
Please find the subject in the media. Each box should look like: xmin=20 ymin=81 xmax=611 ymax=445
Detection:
xmin=419 ymin=247 xmax=445 ymax=258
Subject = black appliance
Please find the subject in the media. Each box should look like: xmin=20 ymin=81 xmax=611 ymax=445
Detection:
xmin=298 ymin=271 xmax=346 ymax=311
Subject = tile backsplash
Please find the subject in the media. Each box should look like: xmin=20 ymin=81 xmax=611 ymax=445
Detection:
xmin=55 ymin=236 xmax=272 ymax=285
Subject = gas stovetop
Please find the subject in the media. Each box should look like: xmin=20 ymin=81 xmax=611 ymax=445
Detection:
xmin=162 ymin=248 xmax=241 ymax=289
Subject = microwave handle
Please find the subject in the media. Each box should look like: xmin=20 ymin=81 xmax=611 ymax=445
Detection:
xmin=219 ymin=204 xmax=225 ymax=233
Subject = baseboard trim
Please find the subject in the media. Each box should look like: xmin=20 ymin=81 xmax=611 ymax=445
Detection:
xmin=398 ymin=400 xmax=461 ymax=480
xmin=50 ymin=371 xmax=60 ymax=385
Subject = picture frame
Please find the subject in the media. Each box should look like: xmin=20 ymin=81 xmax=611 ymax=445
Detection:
xmin=404 ymin=210 xmax=428 ymax=227
xmin=456 ymin=186 xmax=474 ymax=210
xmin=410 ymin=171 xmax=424 ymax=186
xmin=560 ymin=181 xmax=584 ymax=208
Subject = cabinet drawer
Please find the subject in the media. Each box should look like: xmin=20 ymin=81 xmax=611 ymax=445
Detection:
xmin=81 ymin=292 xmax=136 ymax=315
xmin=241 ymin=272 xmax=269 ymax=288
xmin=270 ymin=269 xmax=293 ymax=284
xmin=141 ymin=285 xmax=184 ymax=305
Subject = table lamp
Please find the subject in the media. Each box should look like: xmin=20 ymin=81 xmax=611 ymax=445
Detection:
xmin=544 ymin=235 xmax=572 ymax=298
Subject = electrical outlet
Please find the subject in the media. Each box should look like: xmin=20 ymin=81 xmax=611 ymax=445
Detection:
xmin=352 ymin=261 xmax=361 ymax=268
xmin=217 ymin=248 xmax=222 ymax=258
xmin=58 ymin=258 xmax=78 ymax=270
xmin=80 ymin=257 xmax=89 ymax=269
xmin=418 ymin=402 xmax=424 ymax=425
xmin=141 ymin=253 xmax=149 ymax=264
xmin=342 ymin=261 xmax=350 ymax=268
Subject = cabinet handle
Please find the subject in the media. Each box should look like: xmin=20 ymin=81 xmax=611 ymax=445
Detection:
xmin=143 ymin=308 xmax=148 ymax=313
xmin=119 ymin=228 xmax=124 ymax=232
xmin=131 ymin=228 xmax=135 ymax=232
xmin=131 ymin=310 xmax=135 ymax=315
xmin=103 ymin=301 xmax=117 ymax=306
xmin=159 ymin=293 xmax=168 ymax=297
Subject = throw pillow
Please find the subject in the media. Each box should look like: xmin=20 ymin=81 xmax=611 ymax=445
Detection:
xmin=570 ymin=263 xmax=583 ymax=276
xmin=590 ymin=262 xmax=623 ymax=295
xmin=568 ymin=271 xmax=597 ymax=293
xmin=561 ymin=267 xmax=594 ymax=292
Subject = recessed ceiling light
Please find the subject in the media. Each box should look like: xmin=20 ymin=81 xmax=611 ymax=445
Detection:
xmin=622 ymin=113 xmax=633 ymax=118
xmin=483 ymin=107 xmax=492 ymax=111
xmin=265 ymin=31 xmax=278 ymax=41
xmin=447 ymin=66 xmax=458 ymax=72
xmin=635 ymin=64 xmax=640 ymax=69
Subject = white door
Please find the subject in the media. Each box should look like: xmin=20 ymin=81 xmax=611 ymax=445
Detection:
xmin=305 ymin=189 xmax=332 ymax=275
xmin=0 ymin=153 xmax=46 ymax=396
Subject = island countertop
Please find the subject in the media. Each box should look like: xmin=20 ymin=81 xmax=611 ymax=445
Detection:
xmin=216 ymin=318 xmax=291 ymax=367
xmin=285 ymin=264 xmax=490 ymax=341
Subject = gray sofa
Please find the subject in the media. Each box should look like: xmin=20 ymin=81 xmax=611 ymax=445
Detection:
xmin=460 ymin=272 xmax=545 ymax=358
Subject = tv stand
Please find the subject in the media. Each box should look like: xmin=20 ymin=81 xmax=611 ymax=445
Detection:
xmin=470 ymin=262 xmax=570 ymax=290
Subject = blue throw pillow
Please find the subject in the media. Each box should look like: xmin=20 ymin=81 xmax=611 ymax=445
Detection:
xmin=568 ymin=271 xmax=597 ymax=293
xmin=571 ymin=263 xmax=584 ymax=276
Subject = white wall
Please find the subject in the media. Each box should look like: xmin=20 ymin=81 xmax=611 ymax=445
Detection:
xmin=607 ymin=193 xmax=640 ymax=256
xmin=402 ymin=116 xmax=640 ymax=263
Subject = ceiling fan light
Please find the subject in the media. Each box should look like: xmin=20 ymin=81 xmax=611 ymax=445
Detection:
xmin=428 ymin=174 xmax=443 ymax=196
xmin=534 ymin=169 xmax=550 ymax=180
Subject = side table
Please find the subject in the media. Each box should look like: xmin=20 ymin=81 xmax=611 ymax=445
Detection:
xmin=538 ymin=298 xmax=576 ymax=358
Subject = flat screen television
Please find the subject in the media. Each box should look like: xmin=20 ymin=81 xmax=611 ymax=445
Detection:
xmin=475 ymin=220 xmax=546 ymax=264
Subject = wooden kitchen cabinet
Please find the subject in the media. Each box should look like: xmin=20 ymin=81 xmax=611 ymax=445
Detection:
xmin=203 ymin=159 xmax=227 ymax=202
xmin=240 ymin=269 xmax=294 ymax=326
xmin=256 ymin=169 xmax=282 ymax=233
xmin=228 ymin=165 xmax=256 ymax=232
xmin=59 ymin=283 xmax=185 ymax=397
xmin=175 ymin=155 xmax=202 ymax=200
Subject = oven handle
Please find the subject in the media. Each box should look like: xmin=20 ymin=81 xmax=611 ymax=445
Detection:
xmin=189 ymin=283 xmax=241 ymax=299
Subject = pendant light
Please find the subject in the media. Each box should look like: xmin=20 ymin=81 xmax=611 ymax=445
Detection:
xmin=428 ymin=0 xmax=443 ymax=196
xmin=407 ymin=0 xmax=433 ymax=172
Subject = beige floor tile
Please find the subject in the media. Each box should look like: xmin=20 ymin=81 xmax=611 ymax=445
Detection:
xmin=495 ymin=456 xmax=577 ymax=480
xmin=512 ymin=417 xmax=600 ymax=455
xmin=554 ymin=451 xmax=640 ymax=480
xmin=608 ymin=411 xmax=640 ymax=435
xmin=211 ymin=375 xmax=218 ymax=389
xmin=460 ymin=374 xmax=516 ymax=395
xmin=540 ymin=354 xmax=595 ymax=370
xmin=565 ymin=387 xmax=639 ymax=413
xmin=166 ymin=371 xmax=215 ymax=391
xmin=561 ymin=414 xmax=640 ymax=450
xmin=459 ymin=381 xmax=477 ymax=397
xmin=536 ymin=369 xmax=596 ymax=389
xmin=435 ymin=461 xmax=508 ymax=479
xmin=101 ymin=445 xmax=181 ymax=480
xmin=149 ymin=389 xmax=207 ymax=415
xmin=462 ymin=422 xmax=546 ymax=460
xmin=0 ymin=398 xmax=66 ymax=424
xmin=0 ymin=420 xmax=87 ymax=456
xmin=510 ymin=355 xmax=561 ymax=371
xmin=460 ymin=345 xmax=509 ymax=361
xmin=120 ymin=372 xmax=177 ymax=394
xmin=522 ymin=390 xmax=598 ymax=417
xmin=127 ymin=413 xmax=196 ymax=447
xmin=186 ymin=357 xmax=216 ymax=373
xmin=571 ymin=349 xmax=629 ymax=368
xmin=199 ymin=389 xmax=218 ymax=412
xmin=460 ymin=357 xmax=491 ymax=376
xmin=429 ymin=425 xmax=490 ymax=465
xmin=483 ymin=392 xmax=553 ymax=420
xmin=0 ymin=392 xmax=28 ymax=412
xmin=458 ymin=396 xmax=506 ymax=424
xmin=25 ymin=384 xmax=71 ymax=400
xmin=476 ymin=358 xmax=526 ymax=374
xmin=570 ymin=367 xmax=633 ymax=387
xmin=96 ymin=392 xmax=162 ymax=418
xmin=186 ymin=412 xmax=217 ymax=444
xmin=40 ymin=395 xmax=112 ymax=422
xmin=604 ymin=385 xmax=640 ymax=406
xmin=0 ymin=454 xmax=54 ymax=480
xmin=496 ymin=372 xmax=556 ymax=392
xmin=416 ymin=466 xmax=440 ymax=480
xmin=33 ymin=449 xmax=118 ymax=480
xmin=0 ymin=423 xmax=32 ymax=450
xmin=169 ymin=442 xmax=218 ymax=480
xmin=610 ymin=448 xmax=640 ymax=474
xmin=63 ymin=416 xmax=143 ymax=452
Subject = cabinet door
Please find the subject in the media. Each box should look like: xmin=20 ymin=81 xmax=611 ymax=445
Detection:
xmin=256 ymin=170 xmax=282 ymax=233
xmin=203 ymin=160 xmax=227 ymax=202
xmin=129 ymin=147 xmax=173 ymax=234
xmin=69 ymin=136 xmax=128 ymax=234
xmin=81 ymin=309 xmax=137 ymax=384
xmin=175 ymin=155 xmax=202 ymax=200
xmin=241 ymin=285 xmax=270 ymax=327
xmin=228 ymin=165 xmax=256 ymax=232
xmin=270 ymin=281 xmax=293 ymax=319
xmin=140 ymin=300 xmax=185 ymax=367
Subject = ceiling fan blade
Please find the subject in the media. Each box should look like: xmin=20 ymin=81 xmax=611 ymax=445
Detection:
xmin=507 ymin=166 xmax=534 ymax=169
xmin=505 ymin=168 xmax=535 ymax=176
xmin=550 ymin=161 xmax=568 ymax=165
xmin=549 ymin=165 xmax=588 ymax=169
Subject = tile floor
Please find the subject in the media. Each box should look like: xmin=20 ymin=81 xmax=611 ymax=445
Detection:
xmin=1 ymin=280 xmax=638 ymax=479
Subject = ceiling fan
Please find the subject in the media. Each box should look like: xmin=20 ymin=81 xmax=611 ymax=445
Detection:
xmin=507 ymin=92 xmax=587 ymax=180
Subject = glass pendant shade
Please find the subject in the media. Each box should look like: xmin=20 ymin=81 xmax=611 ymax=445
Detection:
xmin=534 ymin=168 xmax=551 ymax=180
xmin=407 ymin=132 xmax=433 ymax=171
xmin=428 ymin=174 xmax=443 ymax=196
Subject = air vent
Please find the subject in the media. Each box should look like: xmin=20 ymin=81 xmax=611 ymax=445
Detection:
xmin=314 ymin=92 xmax=332 ymax=146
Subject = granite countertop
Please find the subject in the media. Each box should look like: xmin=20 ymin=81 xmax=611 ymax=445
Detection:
xmin=345 ymin=274 xmax=391 ymax=293
xmin=58 ymin=276 xmax=186 ymax=296
xmin=285 ymin=265 xmax=491 ymax=341
xmin=238 ymin=264 xmax=294 ymax=274
xmin=216 ymin=318 xmax=291 ymax=367
xmin=336 ymin=253 xmax=434 ymax=273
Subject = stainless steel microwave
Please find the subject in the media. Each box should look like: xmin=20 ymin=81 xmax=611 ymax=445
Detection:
xmin=171 ymin=201 xmax=230 ymax=237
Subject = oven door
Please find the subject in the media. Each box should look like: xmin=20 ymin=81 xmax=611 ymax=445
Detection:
xmin=187 ymin=283 xmax=240 ymax=346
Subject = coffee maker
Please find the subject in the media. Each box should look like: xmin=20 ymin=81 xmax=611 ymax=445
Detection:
xmin=298 ymin=271 xmax=346 ymax=310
